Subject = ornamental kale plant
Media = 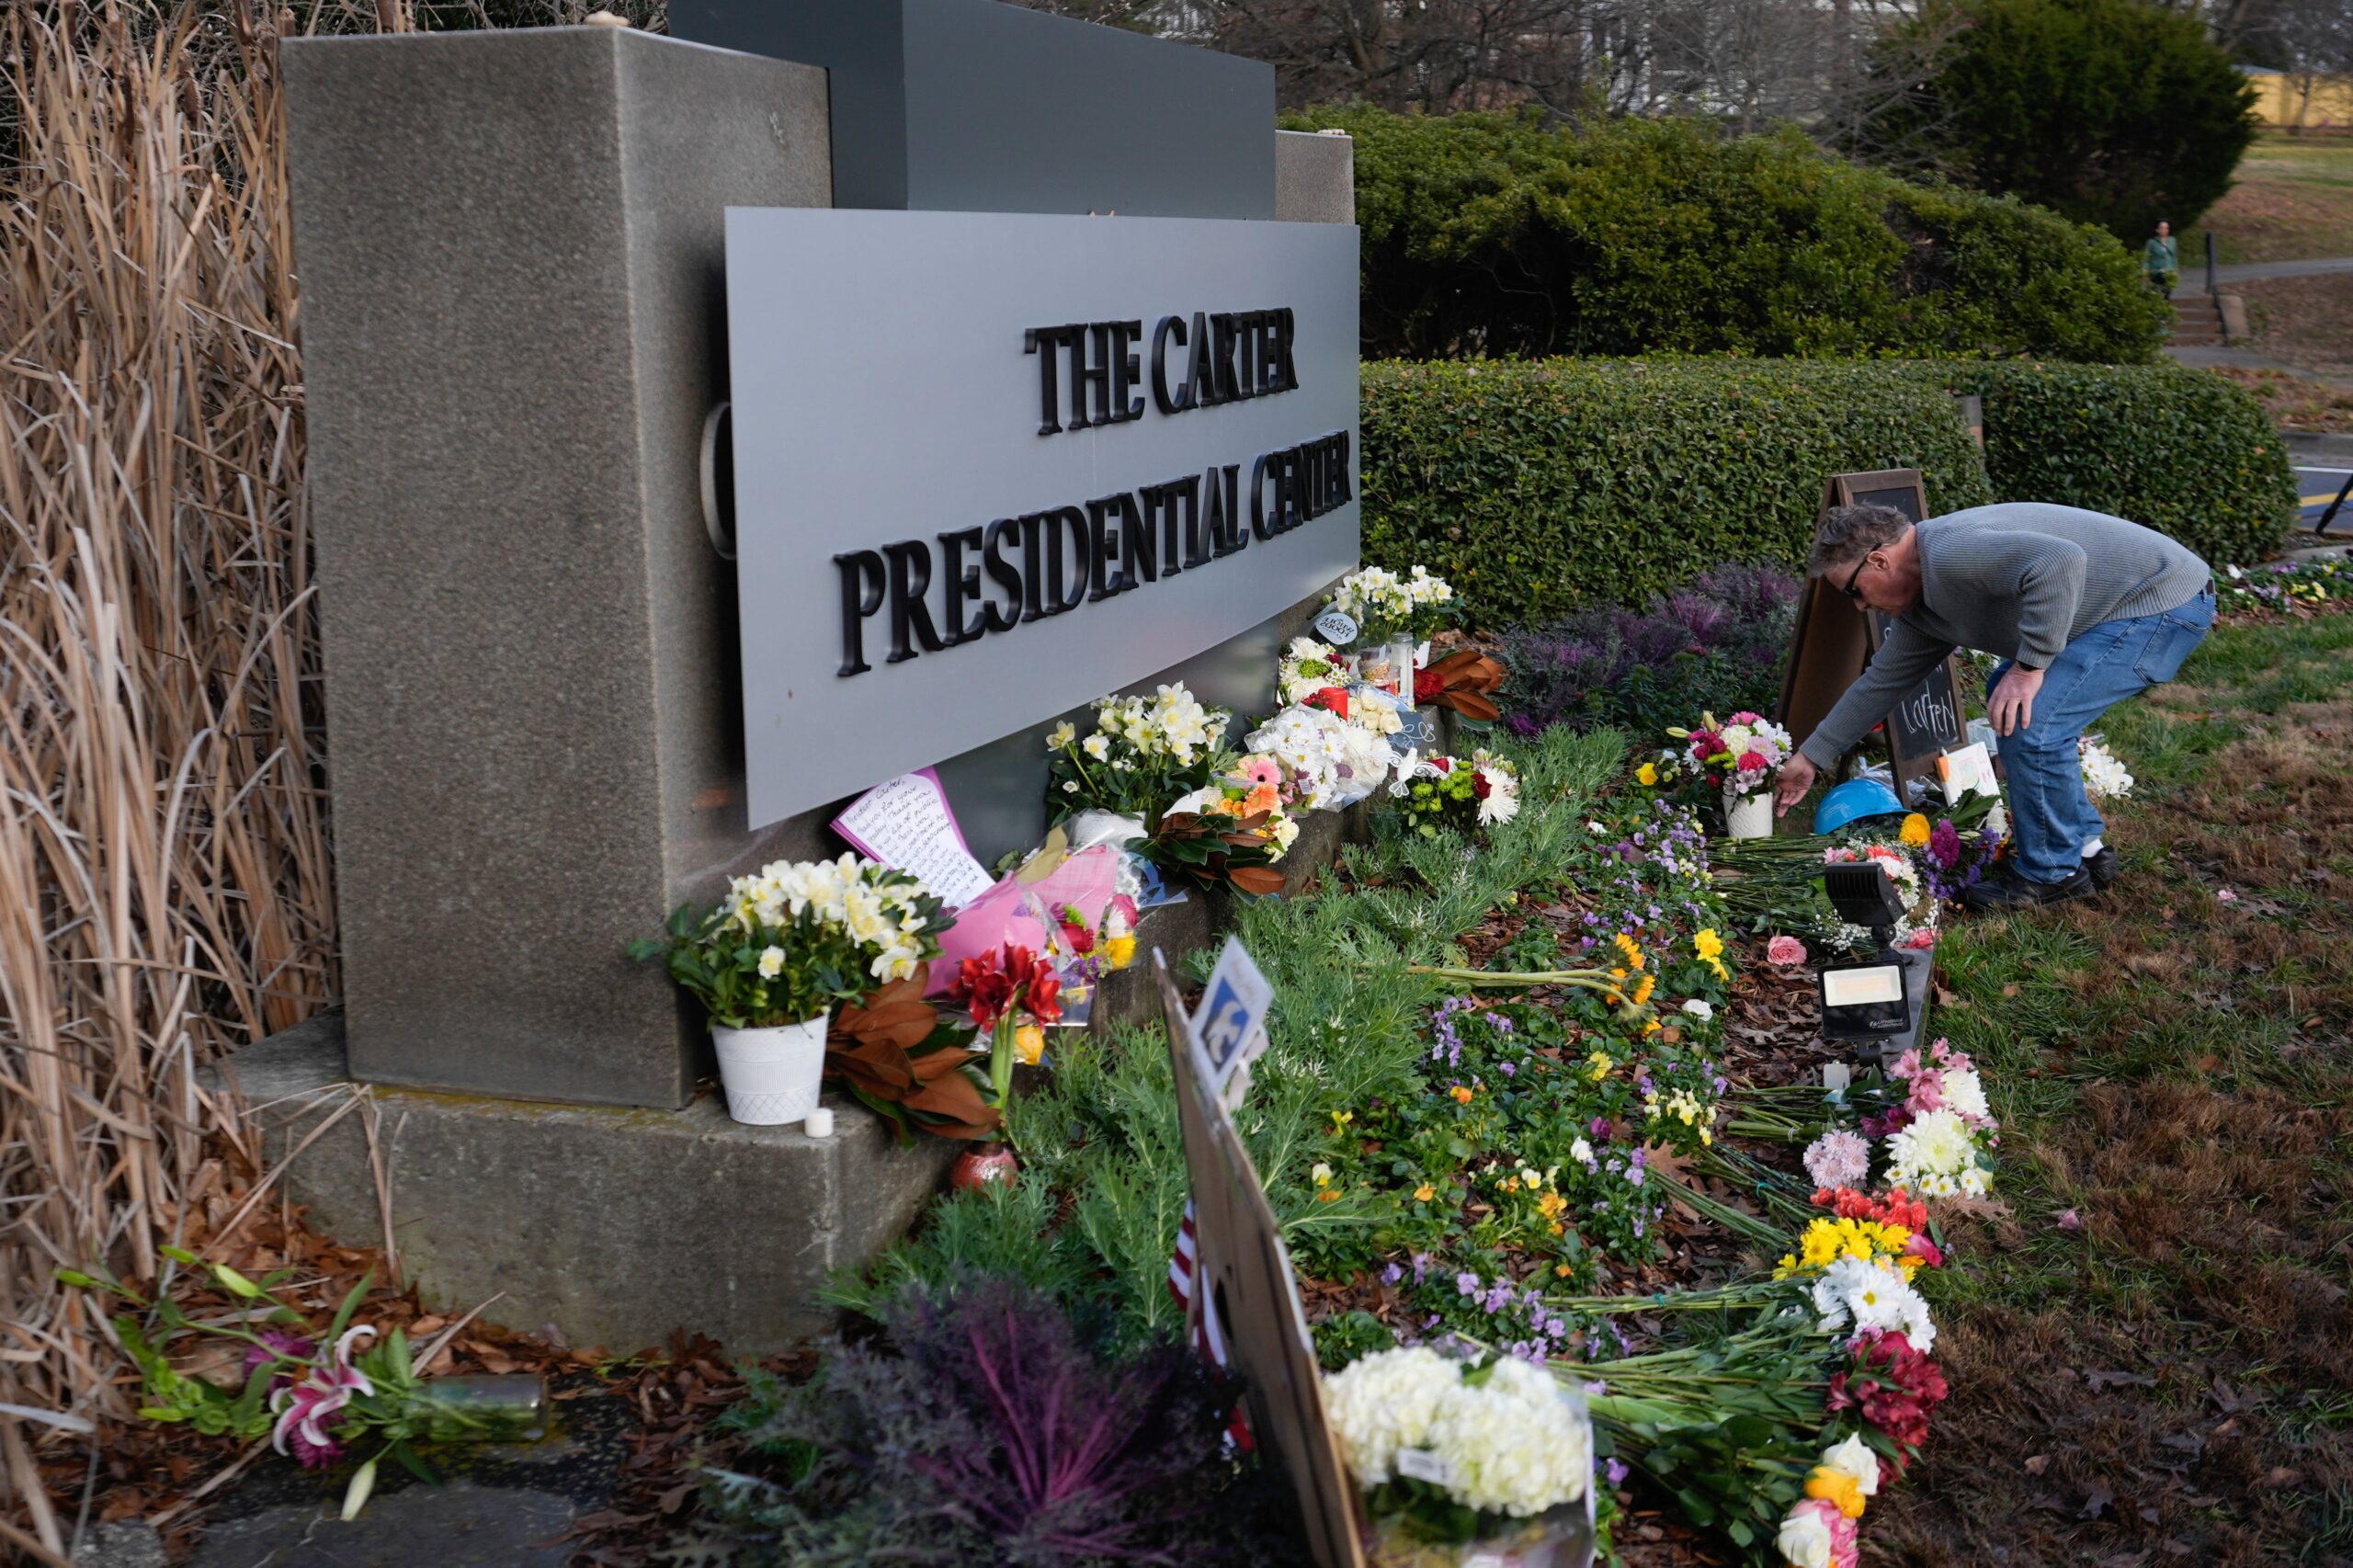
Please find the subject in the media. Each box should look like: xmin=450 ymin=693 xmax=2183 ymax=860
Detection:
xmin=694 ymin=1275 xmax=1284 ymax=1567
xmin=1500 ymin=562 xmax=1802 ymax=740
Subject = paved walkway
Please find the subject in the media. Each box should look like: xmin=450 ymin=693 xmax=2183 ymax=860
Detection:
xmin=2212 ymin=256 xmax=2353 ymax=284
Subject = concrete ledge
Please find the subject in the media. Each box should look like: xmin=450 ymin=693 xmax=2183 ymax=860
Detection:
xmin=209 ymin=1011 xmax=955 ymax=1351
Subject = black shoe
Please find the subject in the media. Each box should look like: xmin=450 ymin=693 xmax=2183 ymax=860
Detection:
xmin=2084 ymin=847 xmax=2119 ymax=890
xmin=1963 ymin=863 xmax=2093 ymax=912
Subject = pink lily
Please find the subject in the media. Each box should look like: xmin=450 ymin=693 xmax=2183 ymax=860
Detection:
xmin=268 ymin=1325 xmax=376 ymax=1470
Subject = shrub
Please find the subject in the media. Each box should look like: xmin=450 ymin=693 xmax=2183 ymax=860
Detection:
xmin=1360 ymin=358 xmax=2295 ymax=627
xmin=1952 ymin=361 xmax=2299 ymax=567
xmin=1359 ymin=358 xmax=1996 ymax=624
xmin=1285 ymin=106 xmax=2166 ymax=363
xmin=1499 ymin=563 xmax=1803 ymax=738
xmin=1861 ymin=0 xmax=2258 ymax=240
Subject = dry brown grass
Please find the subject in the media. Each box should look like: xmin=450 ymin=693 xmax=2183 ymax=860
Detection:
xmin=2201 ymin=365 xmax=2353 ymax=433
xmin=0 ymin=3 xmax=338 ymax=1551
xmin=2240 ymin=273 xmax=2353 ymax=380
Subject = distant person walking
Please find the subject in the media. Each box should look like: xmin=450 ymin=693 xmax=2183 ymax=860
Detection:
xmin=2143 ymin=221 xmax=2179 ymax=299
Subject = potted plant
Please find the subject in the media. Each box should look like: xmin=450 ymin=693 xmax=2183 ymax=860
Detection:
xmin=943 ymin=942 xmax=1063 ymax=1187
xmin=630 ymin=855 xmax=946 ymax=1126
xmin=1666 ymin=710 xmax=1793 ymax=840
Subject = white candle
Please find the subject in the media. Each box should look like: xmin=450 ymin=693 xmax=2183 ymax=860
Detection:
xmin=803 ymin=1108 xmax=835 ymax=1138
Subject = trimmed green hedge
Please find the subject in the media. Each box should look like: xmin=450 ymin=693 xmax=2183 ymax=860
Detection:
xmin=1950 ymin=361 xmax=2298 ymax=570
xmin=1359 ymin=359 xmax=1995 ymax=621
xmin=1287 ymin=107 xmax=2169 ymax=365
xmin=1359 ymin=358 xmax=2296 ymax=625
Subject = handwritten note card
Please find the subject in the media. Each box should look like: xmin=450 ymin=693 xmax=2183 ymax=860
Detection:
xmin=832 ymin=768 xmax=995 ymax=910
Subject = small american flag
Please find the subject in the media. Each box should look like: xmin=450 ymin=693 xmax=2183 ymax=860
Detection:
xmin=1168 ymin=1199 xmax=1253 ymax=1451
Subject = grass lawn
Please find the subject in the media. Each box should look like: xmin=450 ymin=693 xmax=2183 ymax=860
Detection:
xmin=1871 ymin=609 xmax=2353 ymax=1563
xmin=2185 ymin=132 xmax=2353 ymax=266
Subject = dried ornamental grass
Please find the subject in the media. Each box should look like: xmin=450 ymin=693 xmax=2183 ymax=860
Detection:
xmin=0 ymin=1 xmax=336 ymax=1544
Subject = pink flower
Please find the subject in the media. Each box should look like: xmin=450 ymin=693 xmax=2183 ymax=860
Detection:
xmin=2055 ymin=1209 xmax=2081 ymax=1232
xmin=1803 ymin=1129 xmax=1872 ymax=1190
xmin=1767 ymin=935 xmax=1808 ymax=966
xmin=1234 ymin=756 xmax=1283 ymax=790
xmin=244 ymin=1329 xmax=316 ymax=1393
xmin=2216 ymin=888 xmax=2238 ymax=903
xmin=1728 ymin=710 xmax=1763 ymax=725
xmin=1889 ymin=1048 xmax=1924 ymax=1082
xmin=1927 ymin=1037 xmax=1972 ymax=1074
xmin=1737 ymin=749 xmax=1768 ymax=772
xmin=1904 ymin=928 xmax=1938 ymax=950
xmin=1904 ymin=1232 xmax=1943 ymax=1267
xmin=1904 ymin=1071 xmax=1947 ymax=1116
xmin=268 ymin=1325 xmax=376 ymax=1471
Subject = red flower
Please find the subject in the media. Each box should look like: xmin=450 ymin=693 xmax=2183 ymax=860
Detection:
xmin=1828 ymin=1330 xmax=1949 ymax=1458
xmin=1059 ymin=916 xmax=1095 ymax=956
xmin=1689 ymin=731 xmax=1724 ymax=759
xmin=1737 ymin=749 xmax=1768 ymax=772
xmin=1471 ymin=768 xmax=1493 ymax=801
xmin=1415 ymin=667 xmax=1442 ymax=705
xmin=1305 ymin=687 xmax=1349 ymax=719
xmin=950 ymin=952 xmax=1014 ymax=1030
xmin=999 ymin=945 xmax=1063 ymax=1026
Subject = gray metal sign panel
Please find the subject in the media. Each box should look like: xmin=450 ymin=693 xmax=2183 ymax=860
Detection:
xmin=670 ymin=0 xmax=1275 ymax=218
xmin=725 ymin=208 xmax=1359 ymax=829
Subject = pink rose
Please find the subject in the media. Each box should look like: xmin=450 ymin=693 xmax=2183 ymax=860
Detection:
xmin=1905 ymin=927 xmax=1938 ymax=949
xmin=1767 ymin=935 xmax=1808 ymax=966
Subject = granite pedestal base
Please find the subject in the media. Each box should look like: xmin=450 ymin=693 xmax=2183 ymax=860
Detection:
xmin=208 ymin=1012 xmax=954 ymax=1350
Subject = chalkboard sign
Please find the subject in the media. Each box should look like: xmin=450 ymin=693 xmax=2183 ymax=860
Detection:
xmin=1778 ymin=470 xmax=1972 ymax=794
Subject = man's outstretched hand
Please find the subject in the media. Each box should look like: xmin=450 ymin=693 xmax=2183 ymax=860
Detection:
xmin=1988 ymin=664 xmax=2045 ymax=736
xmin=1774 ymin=754 xmax=1816 ymax=818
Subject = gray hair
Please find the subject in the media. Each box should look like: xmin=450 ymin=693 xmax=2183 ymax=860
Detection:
xmin=1809 ymin=504 xmax=1911 ymax=576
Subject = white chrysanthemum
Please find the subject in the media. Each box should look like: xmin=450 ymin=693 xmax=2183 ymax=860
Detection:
xmin=1423 ymin=1358 xmax=1589 ymax=1517
xmin=1887 ymin=1107 xmax=1980 ymax=1199
xmin=1821 ymin=1433 xmax=1881 ymax=1497
xmin=1811 ymin=1256 xmax=1936 ymax=1353
xmin=1939 ymin=1066 xmax=1993 ymax=1125
xmin=1321 ymin=1347 xmax=1459 ymax=1484
xmin=1776 ymin=1503 xmax=1835 ymax=1568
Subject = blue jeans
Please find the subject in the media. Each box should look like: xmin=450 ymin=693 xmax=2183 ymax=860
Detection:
xmin=1987 ymin=587 xmax=2213 ymax=883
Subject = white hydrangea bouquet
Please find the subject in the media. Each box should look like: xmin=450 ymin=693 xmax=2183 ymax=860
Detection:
xmin=1044 ymin=682 xmax=1232 ymax=824
xmin=628 ymin=855 xmax=945 ymax=1028
xmin=1323 ymin=1346 xmax=1593 ymax=1562
xmin=1245 ymin=704 xmax=1395 ymax=812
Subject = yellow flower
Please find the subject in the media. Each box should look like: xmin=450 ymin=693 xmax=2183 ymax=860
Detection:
xmin=1632 ymin=972 xmax=1656 ymax=1006
xmin=1102 ymin=935 xmax=1137 ymax=970
xmin=1015 ymin=1024 xmax=1046 ymax=1065
xmin=1900 ymin=812 xmax=1931 ymax=847
xmin=1537 ymin=1190 xmax=1567 ymax=1220
xmin=1693 ymin=928 xmax=1724 ymax=961
xmin=1805 ymin=1466 xmax=1867 ymax=1520
xmin=1415 ymin=1183 xmax=1437 ymax=1202
xmin=1317 ymin=1189 xmax=1342 ymax=1203
xmin=1554 ymin=1263 xmax=1574 ymax=1278
xmin=1586 ymin=1049 xmax=1615 ymax=1082
xmin=1502 ymin=1176 xmax=1519 ymax=1192
xmin=1636 ymin=762 xmax=1658 ymax=786
xmin=1331 ymin=1110 xmax=1355 ymax=1131
xmin=1450 ymin=1085 xmax=1474 ymax=1104
xmin=1312 ymin=1162 xmax=1334 ymax=1187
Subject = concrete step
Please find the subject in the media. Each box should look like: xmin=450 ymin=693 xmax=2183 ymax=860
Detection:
xmin=2169 ymin=332 xmax=2226 ymax=347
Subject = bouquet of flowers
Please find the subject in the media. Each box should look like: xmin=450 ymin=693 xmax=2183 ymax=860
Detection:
xmin=1155 ymin=760 xmax=1298 ymax=894
xmin=1279 ymin=635 xmax=1348 ymax=706
xmin=1045 ymin=683 xmax=1231 ymax=824
xmin=57 ymin=1255 xmax=543 ymax=1520
xmin=2079 ymin=735 xmax=2133 ymax=801
xmin=1326 ymin=564 xmax=1460 ymax=645
xmin=630 ymin=856 xmax=946 ymax=1028
xmin=1667 ymin=710 xmax=1794 ymax=799
xmin=1391 ymin=751 xmax=1521 ymax=838
xmin=1803 ymin=1037 xmax=1996 ymax=1199
xmin=948 ymin=942 xmax=1063 ymax=1118
xmin=1244 ymin=704 xmax=1395 ymax=811
xmin=1323 ymin=1346 xmax=1591 ymax=1558
xmin=1053 ymin=894 xmax=1139 ymax=977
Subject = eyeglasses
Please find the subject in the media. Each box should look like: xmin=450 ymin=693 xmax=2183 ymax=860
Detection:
xmin=1839 ymin=553 xmax=1872 ymax=601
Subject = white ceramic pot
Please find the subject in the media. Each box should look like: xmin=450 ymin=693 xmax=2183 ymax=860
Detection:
xmin=1724 ymin=786 xmax=1773 ymax=840
xmin=712 ymin=1013 xmax=830 ymax=1125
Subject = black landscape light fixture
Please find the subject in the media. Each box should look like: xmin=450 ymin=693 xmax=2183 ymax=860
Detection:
xmin=1817 ymin=861 xmax=1916 ymax=1044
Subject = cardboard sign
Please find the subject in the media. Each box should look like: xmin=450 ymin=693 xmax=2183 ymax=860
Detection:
xmin=1778 ymin=470 xmax=1972 ymax=794
xmin=1154 ymin=950 xmax=1367 ymax=1568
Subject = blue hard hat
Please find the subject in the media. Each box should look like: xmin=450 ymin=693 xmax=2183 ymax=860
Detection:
xmin=1813 ymin=778 xmax=1906 ymax=837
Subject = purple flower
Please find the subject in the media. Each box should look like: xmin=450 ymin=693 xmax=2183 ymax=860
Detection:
xmin=1456 ymin=1271 xmax=1481 ymax=1297
xmin=1410 ymin=1252 xmax=1431 ymax=1284
xmin=1607 ymin=1458 xmax=1631 ymax=1488
xmin=1381 ymin=1262 xmax=1404 ymax=1287
xmin=1804 ymin=1130 xmax=1871 ymax=1190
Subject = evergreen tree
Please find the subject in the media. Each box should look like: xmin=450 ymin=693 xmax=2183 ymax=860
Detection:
xmin=1859 ymin=0 xmax=2258 ymax=239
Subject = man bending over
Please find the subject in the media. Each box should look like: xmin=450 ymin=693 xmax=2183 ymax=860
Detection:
xmin=1773 ymin=502 xmax=2213 ymax=910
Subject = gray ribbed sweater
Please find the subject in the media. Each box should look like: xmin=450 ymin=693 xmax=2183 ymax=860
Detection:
xmin=1799 ymin=503 xmax=2211 ymax=768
